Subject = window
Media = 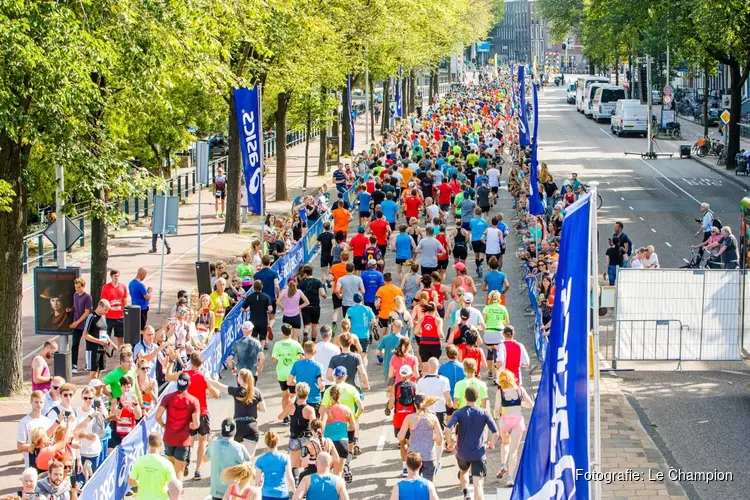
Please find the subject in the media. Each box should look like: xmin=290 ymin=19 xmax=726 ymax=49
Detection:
xmin=601 ymin=88 xmax=626 ymax=102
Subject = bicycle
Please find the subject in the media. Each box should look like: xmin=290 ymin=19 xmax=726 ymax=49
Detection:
xmin=581 ymin=183 xmax=604 ymax=210
xmin=680 ymin=246 xmax=723 ymax=269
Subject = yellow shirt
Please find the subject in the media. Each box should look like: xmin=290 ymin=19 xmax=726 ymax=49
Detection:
xmin=209 ymin=291 xmax=230 ymax=330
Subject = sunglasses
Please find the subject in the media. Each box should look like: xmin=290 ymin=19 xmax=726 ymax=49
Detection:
xmin=82 ymin=397 xmax=93 ymax=401
xmin=62 ymin=393 xmax=73 ymax=398
xmin=51 ymin=386 xmax=61 ymax=391
xmin=140 ymin=367 xmax=149 ymax=371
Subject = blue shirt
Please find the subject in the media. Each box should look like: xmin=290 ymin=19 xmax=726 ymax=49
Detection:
xmin=128 ymin=279 xmax=149 ymax=310
xmin=290 ymin=359 xmax=324 ymax=403
xmin=356 ymin=192 xmax=372 ymax=213
xmin=381 ymin=200 xmax=399 ymax=223
xmin=205 ymin=438 xmax=251 ymax=498
xmin=361 ymin=270 xmax=385 ymax=304
xmin=395 ymin=233 xmax=414 ymax=260
xmin=470 ymin=217 xmax=488 ymax=242
xmin=498 ymin=221 xmax=509 ymax=236
xmin=377 ymin=333 xmax=404 ymax=378
xmin=254 ymin=268 xmax=279 ymax=302
xmin=447 ymin=406 xmax=498 ymax=462
xmin=438 ymin=360 xmax=466 ymax=398
xmin=307 ymin=474 xmax=340 ymax=500
xmin=483 ymin=270 xmax=507 ymax=294
xmin=256 ymin=451 xmax=291 ymax=498
xmin=345 ymin=304 xmax=376 ymax=340
xmin=397 ymin=478 xmax=431 ymax=500
xmin=475 ymin=175 xmax=488 ymax=187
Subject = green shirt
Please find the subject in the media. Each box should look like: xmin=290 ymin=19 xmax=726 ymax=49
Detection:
xmin=321 ymin=381 xmax=360 ymax=413
xmin=271 ymin=338 xmax=303 ymax=381
xmin=236 ymin=262 xmax=255 ymax=279
xmin=454 ymin=192 xmax=465 ymax=216
xmin=467 ymin=153 xmax=479 ymax=166
xmin=484 ymin=303 xmax=509 ymax=331
xmin=102 ymin=365 xmax=141 ymax=403
xmin=372 ymin=166 xmax=385 ymax=177
xmin=453 ymin=145 xmax=462 ymax=155
xmin=454 ymin=377 xmax=488 ymax=408
xmin=129 ymin=452 xmax=175 ymax=500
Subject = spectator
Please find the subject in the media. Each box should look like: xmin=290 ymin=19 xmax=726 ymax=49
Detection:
xmin=717 ymin=226 xmax=740 ymax=269
xmin=109 ymin=376 xmax=143 ymax=450
xmin=70 ymin=279 xmax=92 ymax=374
xmin=642 ymin=245 xmax=660 ymax=268
xmin=17 ymin=391 xmax=53 ymax=468
xmin=205 ymin=419 xmax=251 ymax=500
xmin=73 ymin=386 xmax=107 ymax=484
xmin=31 ymin=340 xmax=57 ymax=392
xmin=82 ymin=299 xmax=115 ymax=380
xmin=100 ymin=269 xmax=128 ymax=348
xmin=35 ymin=460 xmax=72 ymax=500
xmin=19 ymin=467 xmax=39 ymax=500
xmin=129 ymin=267 xmax=152 ymax=330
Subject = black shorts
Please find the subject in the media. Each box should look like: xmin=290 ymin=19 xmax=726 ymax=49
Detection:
xmin=394 ymin=428 xmax=411 ymax=440
xmin=321 ymin=253 xmax=334 ymax=268
xmin=471 ymin=241 xmax=486 ymax=253
xmin=359 ymin=338 xmax=370 ymax=352
xmin=283 ymin=315 xmax=302 ymax=329
xmin=86 ymin=350 xmax=105 ymax=372
xmin=279 ymin=380 xmax=293 ymax=392
xmin=107 ymin=318 xmax=124 ymax=338
xmin=389 ymin=222 xmax=397 ymax=230
xmin=342 ymin=305 xmax=351 ymax=317
xmin=360 ymin=211 xmax=371 ymax=219
xmin=190 ymin=414 xmax=211 ymax=436
xmin=396 ymin=258 xmax=409 ymax=265
xmin=457 ymin=458 xmax=487 ymax=478
xmin=347 ymin=430 xmax=355 ymax=442
xmin=437 ymin=259 xmax=449 ymax=269
xmin=353 ymin=256 xmax=366 ymax=271
xmin=439 ymin=203 xmax=450 ymax=211
xmin=421 ymin=266 xmax=438 ymax=276
xmin=255 ymin=324 xmax=269 ymax=343
xmin=269 ymin=303 xmax=278 ymax=315
xmin=214 ymin=192 xmax=226 ymax=200
xmin=235 ymin=420 xmax=260 ymax=443
xmin=377 ymin=244 xmax=388 ymax=256
xmin=332 ymin=439 xmax=349 ymax=458
xmin=378 ymin=317 xmax=390 ymax=328
xmin=418 ymin=343 xmax=442 ymax=362
xmin=500 ymin=244 xmax=506 ymax=255
xmin=302 ymin=306 xmax=321 ymax=326
xmin=480 ymin=205 xmax=490 ymax=214
xmin=165 ymin=444 xmax=191 ymax=462
xmin=332 ymin=295 xmax=342 ymax=310
xmin=436 ymin=411 xmax=446 ymax=429
xmin=491 ymin=186 xmax=499 ymax=194
xmin=453 ymin=245 xmax=468 ymax=260
xmin=486 ymin=253 xmax=501 ymax=264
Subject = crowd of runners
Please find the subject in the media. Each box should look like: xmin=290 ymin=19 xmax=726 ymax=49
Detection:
xmin=14 ymin=68 xmax=569 ymax=500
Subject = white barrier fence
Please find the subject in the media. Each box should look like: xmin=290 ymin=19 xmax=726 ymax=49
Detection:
xmin=614 ymin=268 xmax=749 ymax=361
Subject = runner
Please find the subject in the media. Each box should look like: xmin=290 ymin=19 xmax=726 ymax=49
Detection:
xmin=496 ymin=325 xmax=530 ymax=385
xmin=213 ymin=166 xmax=227 ymax=218
xmin=493 ymin=370 xmax=534 ymax=487
xmin=469 ymin=207 xmax=488 ymax=277
xmin=317 ymin=222 xmax=336 ymax=286
xmin=278 ymin=279 xmax=310 ymax=342
xmin=389 ymin=452 xmax=439 ymax=500
xmin=374 ymin=272 xmax=404 ymax=339
xmin=293 ymin=452 xmax=349 ymax=500
xmin=271 ymin=324 xmax=304 ymax=424
xmin=241 ymin=281 xmax=274 ymax=349
xmin=277 ymin=382 xmax=315 ymax=485
xmin=287 ymin=342 xmax=325 ymax=415
xmin=413 ymin=302 xmax=443 ymax=370
xmin=344 ymin=294 xmax=377 ymax=369
xmin=397 ymin=395 xmax=443 ymax=482
xmin=391 ymin=365 xmax=417 ymax=478
xmin=155 ymin=373 xmax=200 ymax=480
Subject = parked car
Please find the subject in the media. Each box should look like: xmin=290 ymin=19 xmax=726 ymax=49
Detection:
xmin=592 ymin=86 xmax=627 ymax=122
xmin=651 ymin=90 xmax=661 ymax=105
xmin=208 ymin=135 xmax=229 ymax=157
xmin=566 ymin=83 xmax=576 ymax=104
xmin=611 ymin=99 xmax=649 ymax=137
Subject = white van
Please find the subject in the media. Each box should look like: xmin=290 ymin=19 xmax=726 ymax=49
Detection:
xmin=584 ymin=83 xmax=614 ymax=118
xmin=576 ymin=76 xmax=609 ymax=112
xmin=611 ymin=99 xmax=648 ymax=136
xmin=592 ymin=86 xmax=627 ymax=122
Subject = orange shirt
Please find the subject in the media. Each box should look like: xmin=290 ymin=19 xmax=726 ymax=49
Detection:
xmin=330 ymin=262 xmax=348 ymax=290
xmin=375 ymin=283 xmax=404 ymax=320
xmin=400 ymin=168 xmax=413 ymax=188
xmin=331 ymin=208 xmax=350 ymax=233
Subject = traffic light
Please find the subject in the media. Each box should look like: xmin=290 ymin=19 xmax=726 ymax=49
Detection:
xmin=562 ymin=43 xmax=567 ymax=50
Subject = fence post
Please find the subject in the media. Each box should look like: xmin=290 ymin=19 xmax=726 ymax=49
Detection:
xmin=192 ymin=170 xmax=196 ymax=194
xmin=23 ymin=241 xmax=28 ymax=274
xmin=79 ymin=218 xmax=85 ymax=247
xmin=134 ymin=198 xmax=140 ymax=222
xmin=124 ymin=199 xmax=130 ymax=219
xmin=211 ymin=163 xmax=216 ymax=182
xmin=177 ymin=176 xmax=182 ymax=200
xmin=38 ymin=235 xmax=44 ymax=267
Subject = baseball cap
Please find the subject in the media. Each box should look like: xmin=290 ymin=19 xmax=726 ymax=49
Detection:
xmin=88 ymin=379 xmax=103 ymax=388
xmin=177 ymin=372 xmax=190 ymax=391
xmin=221 ymin=418 xmax=237 ymax=438
xmin=333 ymin=366 xmax=348 ymax=379
xmin=454 ymin=262 xmax=466 ymax=271
xmin=408 ymin=181 xmax=415 ymax=187
xmin=367 ymin=259 xmax=378 ymax=268
xmin=460 ymin=307 xmax=471 ymax=320
xmin=463 ymin=292 xmax=474 ymax=303
xmin=358 ymin=226 xmax=366 ymax=233
xmin=399 ymin=365 xmax=413 ymax=378
xmin=353 ymin=293 xmax=363 ymax=303
xmin=241 ymin=321 xmax=254 ymax=331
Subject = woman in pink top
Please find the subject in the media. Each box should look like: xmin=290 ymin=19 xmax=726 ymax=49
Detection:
xmin=385 ymin=336 xmax=419 ymax=415
xmin=277 ymin=279 xmax=310 ymax=341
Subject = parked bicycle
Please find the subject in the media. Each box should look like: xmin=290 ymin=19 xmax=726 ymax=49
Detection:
xmin=691 ymin=135 xmax=723 ymax=158
xmin=651 ymin=115 xmax=681 ymax=139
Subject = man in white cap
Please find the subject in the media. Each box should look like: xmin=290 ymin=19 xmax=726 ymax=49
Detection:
xmin=454 ymin=293 xmax=486 ymax=330
xmin=227 ymin=321 xmax=265 ymax=382
xmin=392 ymin=365 xmax=418 ymax=478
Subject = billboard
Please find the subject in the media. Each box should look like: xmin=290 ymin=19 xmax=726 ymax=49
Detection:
xmin=477 ymin=41 xmax=491 ymax=53
xmin=326 ymin=136 xmax=340 ymax=166
xmin=34 ymin=267 xmax=80 ymax=335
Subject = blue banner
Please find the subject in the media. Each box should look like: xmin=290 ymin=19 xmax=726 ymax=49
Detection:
xmin=529 ymin=83 xmax=544 ymax=216
xmin=518 ymin=66 xmax=530 ymax=146
xmin=396 ymin=66 xmax=403 ymax=118
xmin=234 ymin=87 xmax=263 ymax=215
xmin=512 ymin=193 xmax=592 ymax=500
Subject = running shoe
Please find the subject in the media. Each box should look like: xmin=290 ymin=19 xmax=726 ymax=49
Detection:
xmin=343 ymin=462 xmax=353 ymax=483
xmin=72 ymin=365 xmax=78 ymax=374
xmin=384 ymin=407 xmax=391 ymax=416
xmin=352 ymin=444 xmax=362 ymax=456
xmin=506 ymin=477 xmax=514 ymax=487
xmin=496 ymin=465 xmax=507 ymax=479
xmin=283 ymin=416 xmax=291 ymax=425
xmin=193 ymin=471 xmax=202 ymax=481
xmin=184 ymin=465 xmax=189 ymax=477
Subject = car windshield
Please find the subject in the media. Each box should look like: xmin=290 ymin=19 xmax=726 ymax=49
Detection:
xmin=601 ymin=88 xmax=625 ymax=102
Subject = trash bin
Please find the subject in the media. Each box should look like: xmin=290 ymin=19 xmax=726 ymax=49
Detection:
xmin=735 ymin=154 xmax=748 ymax=176
xmin=679 ymin=145 xmax=691 ymax=159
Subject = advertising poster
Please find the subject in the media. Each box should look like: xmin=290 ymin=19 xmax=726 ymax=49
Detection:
xmin=326 ymin=136 xmax=340 ymax=165
xmin=34 ymin=267 xmax=80 ymax=335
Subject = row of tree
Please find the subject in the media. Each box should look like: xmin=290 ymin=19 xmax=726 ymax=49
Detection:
xmin=539 ymin=0 xmax=750 ymax=167
xmin=0 ymin=0 xmax=504 ymax=395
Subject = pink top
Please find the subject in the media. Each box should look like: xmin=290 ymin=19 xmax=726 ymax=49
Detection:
xmin=31 ymin=357 xmax=51 ymax=393
xmin=281 ymin=290 xmax=304 ymax=317
xmin=389 ymin=354 xmax=419 ymax=384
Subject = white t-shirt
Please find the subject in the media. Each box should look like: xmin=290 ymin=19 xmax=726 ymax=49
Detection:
xmin=17 ymin=414 xmax=52 ymax=467
xmin=630 ymin=259 xmax=644 ymax=269
xmin=485 ymin=227 xmax=503 ymax=255
xmin=426 ymin=204 xmax=440 ymax=221
xmin=416 ymin=374 xmax=451 ymax=413
xmin=75 ymin=408 xmax=103 ymax=458
xmin=315 ymin=342 xmax=341 ymax=385
xmin=487 ymin=168 xmax=501 ymax=188
xmin=453 ymin=307 xmax=485 ymax=328
xmin=642 ymin=253 xmax=660 ymax=269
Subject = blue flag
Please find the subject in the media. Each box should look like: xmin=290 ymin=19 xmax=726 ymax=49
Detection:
xmin=529 ymin=83 xmax=544 ymax=215
xmin=396 ymin=65 xmax=403 ymax=118
xmin=233 ymin=87 xmax=263 ymax=215
xmin=518 ymin=66 xmax=531 ymax=146
xmin=347 ymin=74 xmax=355 ymax=152
xmin=511 ymin=193 xmax=592 ymax=500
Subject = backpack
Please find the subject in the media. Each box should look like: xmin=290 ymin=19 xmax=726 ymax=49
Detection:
xmin=397 ymin=382 xmax=415 ymax=407
xmin=708 ymin=210 xmax=723 ymax=230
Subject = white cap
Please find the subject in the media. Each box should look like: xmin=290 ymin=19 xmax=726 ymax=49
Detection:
xmin=463 ymin=292 xmax=474 ymax=303
xmin=242 ymin=321 xmax=254 ymax=331
xmin=399 ymin=365 xmax=413 ymax=378
xmin=88 ymin=379 xmax=103 ymax=388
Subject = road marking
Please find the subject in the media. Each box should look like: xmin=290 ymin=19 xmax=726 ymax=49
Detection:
xmin=651 ymin=228 xmax=657 ymax=233
xmin=376 ymin=434 xmax=386 ymax=452
xmin=683 ymin=258 xmax=690 ymax=264
xmin=606 ymin=181 xmax=611 ymax=185
xmin=629 ymin=206 xmax=634 ymax=210
xmin=639 ymin=217 xmax=645 ymax=221
xmin=599 ymin=128 xmax=613 ymax=139
xmin=665 ymin=242 xmax=672 ymax=247
xmin=639 ymin=159 xmax=702 ymax=205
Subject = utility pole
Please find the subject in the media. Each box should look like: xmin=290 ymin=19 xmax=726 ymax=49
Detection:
xmin=55 ymin=164 xmax=71 ymax=377
xmin=365 ymin=43 xmax=370 ymax=144
xmin=647 ymin=55 xmax=654 ymax=156
xmin=666 ymin=44 xmax=670 ymax=88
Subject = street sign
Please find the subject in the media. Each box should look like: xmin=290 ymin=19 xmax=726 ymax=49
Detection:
xmin=153 ymin=195 xmax=180 ymax=235
xmin=43 ymin=215 xmax=83 ymax=252
xmin=196 ymin=140 xmax=209 ymax=185
xmin=720 ymin=110 xmax=731 ymax=124
xmin=663 ymin=94 xmax=673 ymax=105
xmin=722 ymin=94 xmax=731 ymax=109
xmin=663 ymin=85 xmax=673 ymax=95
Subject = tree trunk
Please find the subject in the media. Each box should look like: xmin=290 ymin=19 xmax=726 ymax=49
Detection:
xmin=447 ymin=58 xmax=452 ymax=83
xmin=304 ymin=109 xmax=311 ymax=188
xmin=224 ymin=95 xmax=242 ymax=233
xmin=615 ymin=58 xmax=619 ymax=86
xmin=368 ymin=75 xmax=375 ymax=141
xmin=381 ymin=78 xmax=390 ymax=134
xmin=0 ymin=132 xmax=28 ymax=396
xmin=275 ymin=91 xmax=290 ymax=201
xmin=318 ymin=87 xmax=328 ymax=176
xmin=703 ymin=63 xmax=709 ymax=138
xmin=429 ymin=71 xmax=435 ymax=106
xmin=90 ymin=187 xmax=108 ymax=305
xmin=727 ymin=63 xmax=746 ymax=170
xmin=409 ymin=69 xmax=416 ymax=115
xmin=342 ymin=84 xmax=352 ymax=157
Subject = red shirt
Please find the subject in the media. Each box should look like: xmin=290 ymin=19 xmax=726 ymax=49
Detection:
xmin=350 ymin=234 xmax=369 ymax=257
xmin=434 ymin=130 xmax=441 ymax=141
xmin=100 ymin=283 xmax=128 ymax=320
xmin=366 ymin=180 xmax=375 ymax=193
xmin=184 ymin=369 xmax=209 ymax=415
xmin=160 ymin=391 xmax=200 ymax=447
xmin=404 ymin=197 xmax=423 ymax=219
xmin=437 ymin=183 xmax=453 ymax=205
xmin=369 ymin=219 xmax=390 ymax=245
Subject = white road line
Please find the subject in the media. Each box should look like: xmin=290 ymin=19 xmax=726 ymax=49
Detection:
xmin=638 ymin=158 xmax=702 ymax=205
xmin=606 ymin=181 xmax=611 ymax=185
xmin=683 ymin=258 xmax=690 ymax=264
xmin=620 ymin=197 xmax=625 ymax=201
xmin=376 ymin=434 xmax=386 ymax=452
xmin=639 ymin=217 xmax=645 ymax=221
xmin=665 ymin=242 xmax=672 ymax=247
xmin=651 ymin=228 xmax=657 ymax=233
xmin=599 ymin=128 xmax=613 ymax=139
xmin=629 ymin=206 xmax=634 ymax=210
